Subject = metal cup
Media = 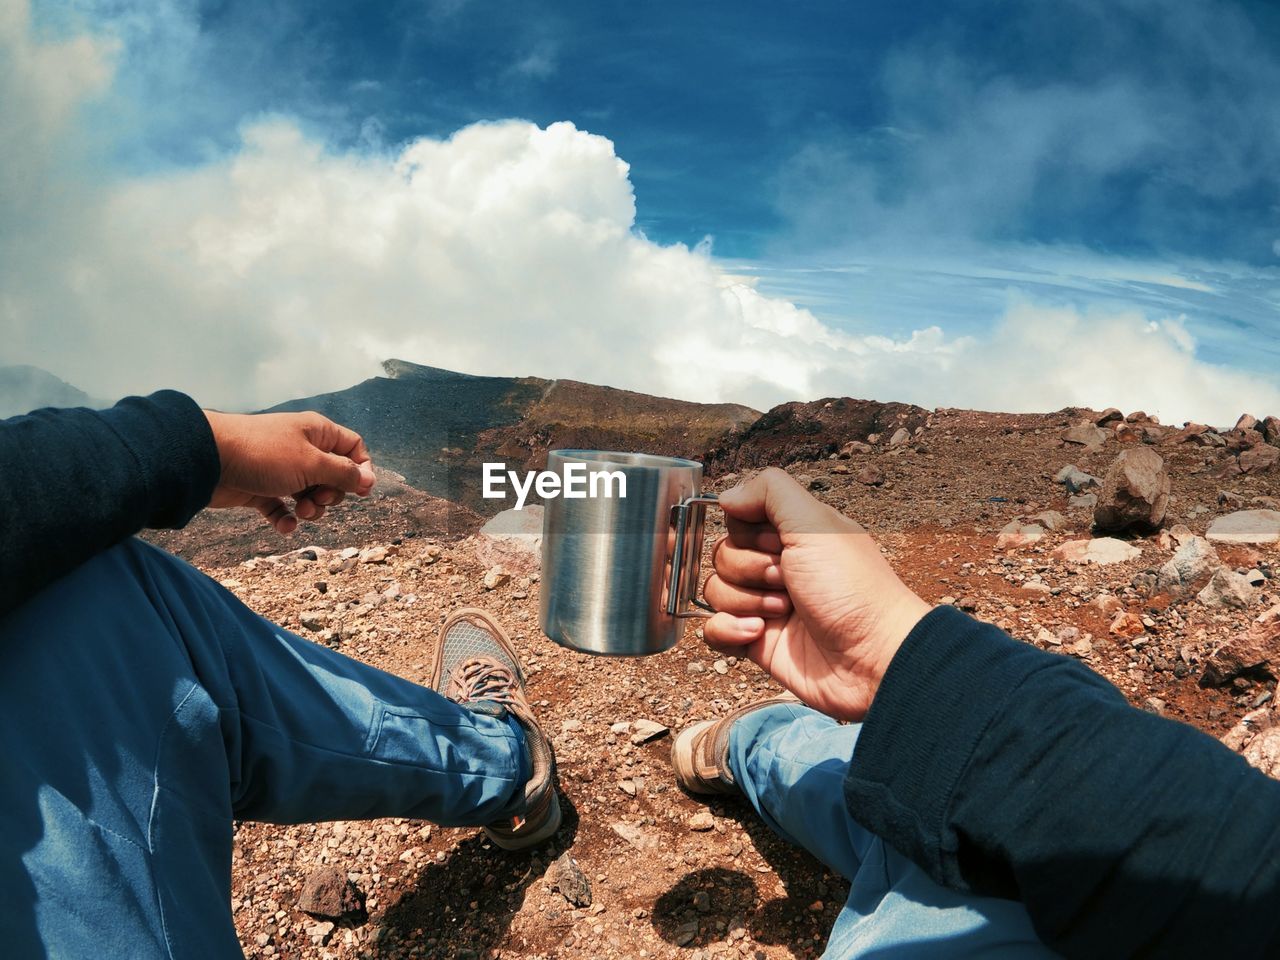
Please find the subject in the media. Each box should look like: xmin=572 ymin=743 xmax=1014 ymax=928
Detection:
xmin=539 ymin=450 xmax=720 ymax=656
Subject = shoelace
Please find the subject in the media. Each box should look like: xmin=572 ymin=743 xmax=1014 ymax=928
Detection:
xmin=448 ymin=658 xmax=520 ymax=707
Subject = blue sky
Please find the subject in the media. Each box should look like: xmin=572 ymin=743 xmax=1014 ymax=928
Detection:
xmin=7 ymin=0 xmax=1280 ymax=421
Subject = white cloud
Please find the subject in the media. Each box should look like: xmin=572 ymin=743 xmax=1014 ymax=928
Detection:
xmin=2 ymin=2 xmax=1278 ymax=430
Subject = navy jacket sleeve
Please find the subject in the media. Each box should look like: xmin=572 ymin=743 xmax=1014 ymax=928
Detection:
xmin=0 ymin=391 xmax=221 ymax=617
xmin=845 ymin=605 xmax=1280 ymax=958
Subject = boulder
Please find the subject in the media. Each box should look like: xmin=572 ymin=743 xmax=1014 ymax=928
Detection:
xmin=1198 ymin=568 xmax=1258 ymax=610
xmin=1062 ymin=422 xmax=1109 ymax=450
xmin=1236 ymin=414 xmax=1260 ymax=432
xmin=1054 ymin=537 xmax=1142 ymax=565
xmin=1093 ymin=448 xmax=1170 ymax=532
xmin=1029 ymin=510 xmax=1068 ymax=532
xmin=1240 ymin=444 xmax=1280 ymax=474
xmin=1154 ymin=536 xmax=1220 ymax=595
xmin=1096 ymin=408 xmax=1124 ymax=426
xmin=888 ymin=427 xmax=911 ymax=448
xmin=1200 ymin=620 xmax=1280 ymax=687
xmin=1206 ymin=510 xmax=1280 ymax=545
xmin=473 ymin=505 xmax=544 ymax=574
xmin=1264 ymin=416 xmax=1280 ymax=446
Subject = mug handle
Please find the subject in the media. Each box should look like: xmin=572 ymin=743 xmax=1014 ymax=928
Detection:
xmin=666 ymin=493 xmax=721 ymax=619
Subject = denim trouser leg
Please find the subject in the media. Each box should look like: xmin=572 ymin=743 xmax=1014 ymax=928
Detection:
xmin=727 ymin=703 xmax=1056 ymax=958
xmin=0 ymin=538 xmax=529 ymax=960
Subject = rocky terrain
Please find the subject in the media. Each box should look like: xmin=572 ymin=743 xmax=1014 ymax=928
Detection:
xmin=139 ymin=392 xmax=1280 ymax=960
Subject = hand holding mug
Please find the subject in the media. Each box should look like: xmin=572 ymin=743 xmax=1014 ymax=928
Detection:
xmin=703 ymin=468 xmax=930 ymax=722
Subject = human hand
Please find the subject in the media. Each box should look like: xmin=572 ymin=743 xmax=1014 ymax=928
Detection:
xmin=203 ymin=410 xmax=376 ymax=534
xmin=702 ymin=467 xmax=930 ymax=721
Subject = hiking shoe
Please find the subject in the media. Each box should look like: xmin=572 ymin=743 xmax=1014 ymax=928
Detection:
xmin=671 ymin=696 xmax=799 ymax=796
xmin=430 ymin=608 xmax=561 ymax=850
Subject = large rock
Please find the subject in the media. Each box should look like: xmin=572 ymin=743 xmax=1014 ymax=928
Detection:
xmin=1093 ymin=448 xmax=1170 ymax=532
xmin=1054 ymin=537 xmax=1142 ymax=565
xmin=1206 ymin=510 xmax=1280 ymax=545
xmin=1240 ymin=444 xmax=1280 ymax=474
xmin=1264 ymin=416 xmax=1280 ymax=446
xmin=1155 ymin=536 xmax=1220 ymax=595
xmin=1222 ymin=707 xmax=1280 ymax=779
xmin=1200 ymin=620 xmax=1280 ymax=687
xmin=473 ymin=505 xmax=544 ymax=574
xmin=1062 ymin=422 xmax=1109 ymax=450
xmin=1198 ymin=568 xmax=1257 ymax=610
xmin=1236 ymin=414 xmax=1259 ymax=432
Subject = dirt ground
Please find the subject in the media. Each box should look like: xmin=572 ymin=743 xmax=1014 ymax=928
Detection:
xmin=155 ymin=405 xmax=1280 ymax=960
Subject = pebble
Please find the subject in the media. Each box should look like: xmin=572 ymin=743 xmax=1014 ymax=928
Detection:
xmin=713 ymin=659 xmax=730 ymax=675
xmin=688 ymin=811 xmax=715 ymax=832
xmin=630 ymin=719 xmax=669 ymax=744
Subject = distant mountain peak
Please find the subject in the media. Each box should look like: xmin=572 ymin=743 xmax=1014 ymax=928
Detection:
xmin=0 ymin=365 xmax=100 ymax=419
xmin=382 ymin=358 xmax=486 ymax=382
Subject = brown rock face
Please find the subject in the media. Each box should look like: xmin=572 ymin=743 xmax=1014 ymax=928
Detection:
xmin=1096 ymin=407 xmax=1124 ymax=426
xmin=1240 ymin=444 xmax=1280 ymax=475
xmin=1236 ymin=414 xmax=1260 ymax=432
xmin=1093 ymin=448 xmax=1170 ymax=532
xmin=1264 ymin=416 xmax=1280 ymax=446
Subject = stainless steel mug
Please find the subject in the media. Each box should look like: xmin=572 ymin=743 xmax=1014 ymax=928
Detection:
xmin=539 ymin=450 xmax=720 ymax=656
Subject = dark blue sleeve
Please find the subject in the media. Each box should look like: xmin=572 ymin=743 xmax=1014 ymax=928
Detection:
xmin=0 ymin=391 xmax=220 ymax=617
xmin=845 ymin=605 xmax=1280 ymax=958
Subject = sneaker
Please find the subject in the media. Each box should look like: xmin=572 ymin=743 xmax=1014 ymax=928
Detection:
xmin=430 ymin=608 xmax=561 ymax=850
xmin=671 ymin=696 xmax=799 ymax=796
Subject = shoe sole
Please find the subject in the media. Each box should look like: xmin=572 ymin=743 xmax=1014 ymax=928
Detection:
xmin=484 ymin=791 xmax=563 ymax=851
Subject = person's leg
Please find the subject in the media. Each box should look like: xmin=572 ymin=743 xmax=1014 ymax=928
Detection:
xmin=0 ymin=537 xmax=532 ymax=958
xmin=726 ymin=702 xmax=1054 ymax=958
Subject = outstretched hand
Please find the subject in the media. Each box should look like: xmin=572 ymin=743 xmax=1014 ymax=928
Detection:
xmin=702 ymin=467 xmax=930 ymax=722
xmin=203 ymin=410 xmax=376 ymax=534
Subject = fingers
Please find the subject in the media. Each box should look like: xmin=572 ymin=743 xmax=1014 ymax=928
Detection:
xmin=712 ymin=536 xmax=784 ymax=589
xmin=313 ymin=451 xmax=376 ymax=496
xmin=703 ymin=612 xmax=765 ymax=649
xmin=723 ymin=520 xmax=784 ymax=559
xmin=251 ymin=496 xmax=297 ymax=534
xmin=718 ymin=467 xmax=850 ymax=535
xmin=305 ymin=413 xmax=372 ymax=463
xmin=704 ymin=574 xmax=791 ymax=617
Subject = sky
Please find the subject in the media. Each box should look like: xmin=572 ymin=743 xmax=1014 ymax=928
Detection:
xmin=3 ymin=0 xmax=1279 ymax=424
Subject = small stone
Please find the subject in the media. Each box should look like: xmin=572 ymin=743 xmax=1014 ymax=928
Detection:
xmin=1068 ymin=492 xmax=1099 ymax=510
xmin=630 ymin=719 xmax=669 ymax=744
xmin=996 ymin=521 xmax=1045 ymax=550
xmin=840 ymin=440 xmax=873 ymax=457
xmin=688 ymin=811 xmax=715 ymax=832
xmin=889 ymin=427 xmax=911 ymax=447
xmin=561 ymin=718 xmax=584 ymax=734
xmin=358 ymin=545 xmax=388 ymax=564
xmin=713 ymin=659 xmax=730 ymax=675
xmin=1055 ymin=464 xmax=1101 ymax=493
xmin=610 ymin=822 xmax=660 ymax=850
xmin=550 ymin=852 xmax=593 ymax=908
xmin=619 ymin=779 xmax=637 ymax=796
xmin=1155 ymin=536 xmax=1220 ymax=595
xmin=297 ymin=865 xmax=363 ymax=923
xmin=482 ymin=565 xmax=510 ymax=590
xmin=856 ymin=464 xmax=885 ymax=486
xmin=1110 ymin=612 xmax=1146 ymax=639
xmin=686 ymin=662 xmax=706 ymax=675
xmin=299 ymin=610 xmax=329 ymax=632
xmin=1144 ymin=697 xmax=1167 ymax=715
xmin=610 ymin=721 xmax=632 ymax=735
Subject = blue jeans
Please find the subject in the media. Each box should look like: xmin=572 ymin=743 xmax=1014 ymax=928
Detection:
xmin=728 ymin=703 xmax=1055 ymax=958
xmin=0 ymin=538 xmax=529 ymax=959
